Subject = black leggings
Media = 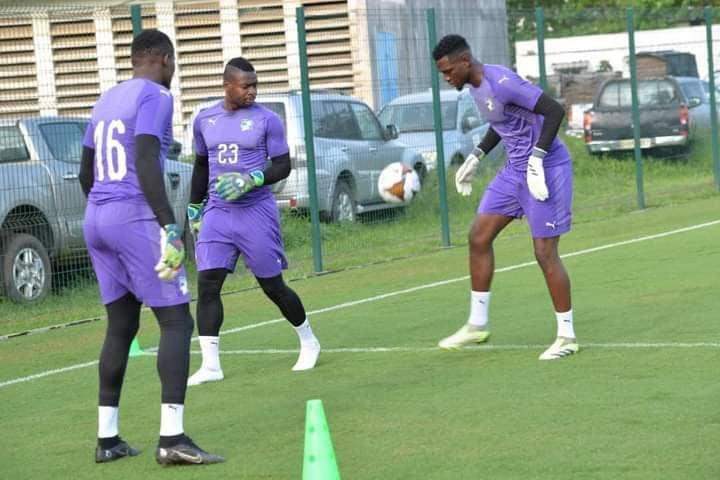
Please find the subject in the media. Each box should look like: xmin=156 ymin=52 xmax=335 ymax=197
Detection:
xmin=98 ymin=294 xmax=193 ymax=406
xmin=196 ymin=269 xmax=306 ymax=336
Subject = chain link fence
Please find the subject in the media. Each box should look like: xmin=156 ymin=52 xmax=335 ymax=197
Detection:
xmin=0 ymin=1 xmax=718 ymax=335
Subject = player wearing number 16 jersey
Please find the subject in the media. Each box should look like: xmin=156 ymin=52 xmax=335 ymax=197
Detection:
xmin=80 ymin=29 xmax=222 ymax=466
xmin=185 ymin=57 xmax=320 ymax=386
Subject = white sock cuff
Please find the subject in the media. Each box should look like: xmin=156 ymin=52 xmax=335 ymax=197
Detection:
xmin=293 ymin=319 xmax=309 ymax=331
xmin=468 ymin=291 xmax=491 ymax=328
xmin=160 ymin=403 xmax=185 ymax=437
xmin=98 ymin=406 xmax=119 ymax=438
xmin=555 ymin=309 xmax=575 ymax=338
xmin=471 ymin=291 xmax=491 ymax=301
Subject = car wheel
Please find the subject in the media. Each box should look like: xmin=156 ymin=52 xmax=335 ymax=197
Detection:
xmin=1 ymin=233 xmax=52 ymax=303
xmin=330 ymin=181 xmax=356 ymax=223
xmin=414 ymin=162 xmax=427 ymax=185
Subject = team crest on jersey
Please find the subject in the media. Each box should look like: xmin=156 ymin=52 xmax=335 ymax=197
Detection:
xmin=240 ymin=119 xmax=254 ymax=131
xmin=486 ymin=98 xmax=495 ymax=111
xmin=178 ymin=275 xmax=189 ymax=295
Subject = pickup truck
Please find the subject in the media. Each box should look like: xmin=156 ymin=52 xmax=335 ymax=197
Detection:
xmin=583 ymin=77 xmax=698 ymax=154
xmin=0 ymin=116 xmax=191 ymax=303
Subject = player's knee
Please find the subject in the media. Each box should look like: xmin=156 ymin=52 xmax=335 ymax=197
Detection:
xmin=198 ymin=269 xmax=225 ymax=297
xmin=258 ymin=276 xmax=285 ymax=300
xmin=534 ymin=245 xmax=558 ymax=269
xmin=156 ymin=305 xmax=194 ymax=335
xmin=106 ymin=316 xmax=139 ymax=342
xmin=468 ymin=230 xmax=492 ymax=253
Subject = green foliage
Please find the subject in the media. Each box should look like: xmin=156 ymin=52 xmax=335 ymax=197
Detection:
xmin=508 ymin=0 xmax=709 ymax=43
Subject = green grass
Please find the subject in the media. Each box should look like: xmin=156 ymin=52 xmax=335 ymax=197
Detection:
xmin=0 ymin=195 xmax=718 ymax=479
xmin=0 ymin=132 xmax=717 ymax=335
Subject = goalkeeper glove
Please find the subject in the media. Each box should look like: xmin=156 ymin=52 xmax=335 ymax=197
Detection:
xmin=527 ymin=147 xmax=549 ymax=201
xmin=455 ymin=147 xmax=483 ymax=196
xmin=154 ymin=223 xmax=185 ymax=281
xmin=187 ymin=201 xmax=204 ymax=237
xmin=215 ymin=171 xmax=264 ymax=201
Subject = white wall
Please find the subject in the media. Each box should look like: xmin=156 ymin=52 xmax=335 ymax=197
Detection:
xmin=516 ymin=24 xmax=720 ymax=80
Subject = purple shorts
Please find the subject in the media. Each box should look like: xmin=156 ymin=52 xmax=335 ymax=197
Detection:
xmin=195 ymin=200 xmax=288 ymax=278
xmin=83 ymin=201 xmax=190 ymax=307
xmin=478 ymin=162 xmax=573 ymax=238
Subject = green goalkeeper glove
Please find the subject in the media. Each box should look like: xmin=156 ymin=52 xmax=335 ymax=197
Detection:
xmin=187 ymin=202 xmax=204 ymax=237
xmin=215 ymin=171 xmax=264 ymax=201
xmin=154 ymin=223 xmax=185 ymax=281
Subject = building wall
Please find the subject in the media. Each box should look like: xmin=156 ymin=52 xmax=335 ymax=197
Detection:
xmin=0 ymin=0 xmax=508 ymax=138
xmin=360 ymin=0 xmax=509 ymax=110
xmin=515 ymin=24 xmax=720 ymax=82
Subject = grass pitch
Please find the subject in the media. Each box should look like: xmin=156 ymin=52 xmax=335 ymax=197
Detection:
xmin=1 ymin=196 xmax=718 ymax=479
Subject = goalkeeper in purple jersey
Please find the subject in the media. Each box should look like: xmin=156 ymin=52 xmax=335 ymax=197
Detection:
xmin=80 ymin=29 xmax=222 ymax=466
xmin=185 ymin=57 xmax=320 ymax=387
xmin=432 ymin=35 xmax=578 ymax=360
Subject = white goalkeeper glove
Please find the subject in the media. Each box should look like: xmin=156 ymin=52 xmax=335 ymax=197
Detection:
xmin=154 ymin=224 xmax=184 ymax=281
xmin=527 ymin=147 xmax=549 ymax=202
xmin=455 ymin=147 xmax=483 ymax=196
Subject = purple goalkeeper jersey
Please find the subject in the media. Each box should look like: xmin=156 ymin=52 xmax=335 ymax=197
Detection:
xmin=82 ymin=78 xmax=174 ymax=205
xmin=469 ymin=64 xmax=570 ymax=174
xmin=193 ymin=101 xmax=290 ymax=208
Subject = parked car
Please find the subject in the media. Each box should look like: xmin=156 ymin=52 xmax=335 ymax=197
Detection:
xmin=183 ymin=91 xmax=427 ymax=223
xmin=0 ymin=116 xmax=192 ymax=302
xmin=583 ymin=76 xmax=701 ymax=154
xmin=377 ymin=89 xmax=504 ymax=169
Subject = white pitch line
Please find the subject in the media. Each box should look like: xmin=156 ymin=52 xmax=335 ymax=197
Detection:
xmin=112 ymin=342 xmax=720 ymax=358
xmin=1 ymin=219 xmax=718 ymax=390
xmin=191 ymin=342 xmax=720 ymax=355
xmin=0 ymin=361 xmax=98 ymax=389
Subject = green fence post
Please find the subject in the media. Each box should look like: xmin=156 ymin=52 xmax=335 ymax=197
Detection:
xmin=535 ymin=7 xmax=548 ymax=93
xmin=130 ymin=4 xmax=142 ymax=37
xmin=426 ymin=8 xmax=451 ymax=248
xmin=296 ymin=7 xmax=324 ymax=273
xmin=626 ymin=7 xmax=645 ymax=210
xmin=705 ymin=6 xmax=720 ymax=191
xmin=128 ymin=3 xmax=143 ymax=355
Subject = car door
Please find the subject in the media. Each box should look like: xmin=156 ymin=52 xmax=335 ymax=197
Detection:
xmin=319 ymin=101 xmax=373 ymax=204
xmin=349 ymin=101 xmax=399 ymax=202
xmin=37 ymin=120 xmax=87 ymax=249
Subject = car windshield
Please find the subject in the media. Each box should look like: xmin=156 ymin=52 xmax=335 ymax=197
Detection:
xmin=378 ymin=101 xmax=457 ymax=133
xmin=679 ymin=80 xmax=705 ymax=104
xmin=599 ymin=80 xmax=678 ymax=108
xmin=0 ymin=125 xmax=29 ymax=163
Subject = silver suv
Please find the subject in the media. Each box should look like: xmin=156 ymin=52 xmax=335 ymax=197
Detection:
xmin=183 ymin=91 xmax=426 ymax=222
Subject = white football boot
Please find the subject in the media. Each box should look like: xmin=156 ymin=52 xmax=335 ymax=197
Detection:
xmin=292 ymin=340 xmax=321 ymax=371
xmin=539 ymin=337 xmax=579 ymax=360
xmin=438 ymin=324 xmax=490 ymax=350
xmin=187 ymin=367 xmax=224 ymax=386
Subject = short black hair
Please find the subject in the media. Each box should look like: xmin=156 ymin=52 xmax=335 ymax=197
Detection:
xmin=224 ymin=57 xmax=255 ymax=82
xmin=432 ymin=34 xmax=471 ymax=61
xmin=131 ymin=29 xmax=174 ymax=58
xmin=226 ymin=57 xmax=255 ymax=72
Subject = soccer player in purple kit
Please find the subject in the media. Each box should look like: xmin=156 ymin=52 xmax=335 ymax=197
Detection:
xmin=185 ymin=57 xmax=320 ymax=386
xmin=432 ymin=35 xmax=579 ymax=360
xmin=79 ymin=29 xmax=223 ymax=465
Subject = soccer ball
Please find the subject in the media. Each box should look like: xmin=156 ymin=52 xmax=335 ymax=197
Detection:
xmin=378 ymin=162 xmax=421 ymax=204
